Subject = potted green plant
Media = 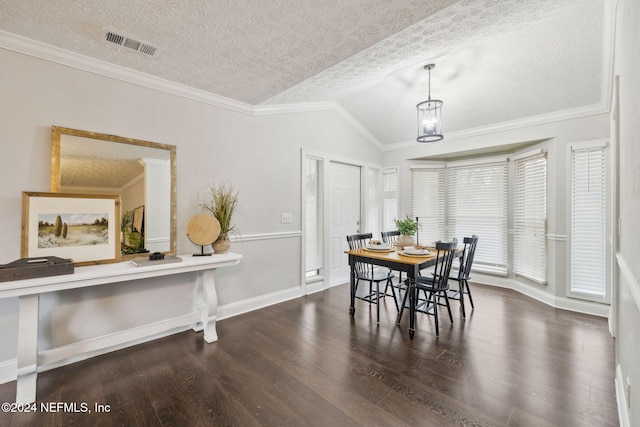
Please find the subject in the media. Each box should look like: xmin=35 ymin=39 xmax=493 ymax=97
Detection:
xmin=201 ymin=181 xmax=239 ymax=254
xmin=394 ymin=215 xmax=419 ymax=248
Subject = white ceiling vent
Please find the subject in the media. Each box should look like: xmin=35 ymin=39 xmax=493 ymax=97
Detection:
xmin=103 ymin=30 xmax=158 ymax=57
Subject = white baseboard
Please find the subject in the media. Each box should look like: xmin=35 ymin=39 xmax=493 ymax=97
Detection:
xmin=616 ymin=363 xmax=631 ymax=427
xmin=38 ymin=312 xmax=201 ymax=370
xmin=0 ymin=358 xmax=16 ymax=384
xmin=305 ymin=281 xmax=326 ymax=295
xmin=0 ymin=315 xmax=204 ymax=383
xmin=472 ymin=273 xmax=609 ymax=318
xmin=217 ymin=286 xmax=303 ymax=320
xmin=0 ymin=285 xmax=306 ymax=385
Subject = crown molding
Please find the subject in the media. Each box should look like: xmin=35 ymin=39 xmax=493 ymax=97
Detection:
xmin=253 ymin=101 xmax=336 ymax=115
xmin=0 ymin=30 xmax=255 ymax=115
xmin=1 ymin=25 xmax=613 ymax=156
xmin=383 ymin=101 xmax=610 ymax=152
xmin=0 ymin=30 xmax=386 ymax=152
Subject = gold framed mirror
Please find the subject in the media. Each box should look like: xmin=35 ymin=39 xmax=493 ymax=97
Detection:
xmin=50 ymin=126 xmax=176 ymax=259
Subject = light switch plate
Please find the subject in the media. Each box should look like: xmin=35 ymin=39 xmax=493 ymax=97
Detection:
xmin=281 ymin=213 xmax=292 ymax=223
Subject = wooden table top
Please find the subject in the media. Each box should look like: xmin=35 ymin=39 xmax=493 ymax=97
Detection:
xmin=345 ymin=247 xmax=439 ymax=266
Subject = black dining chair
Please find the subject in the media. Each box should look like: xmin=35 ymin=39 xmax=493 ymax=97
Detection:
xmin=398 ymin=239 xmax=458 ymax=337
xmin=346 ymin=233 xmax=394 ymax=323
xmin=447 ymin=235 xmax=479 ymax=318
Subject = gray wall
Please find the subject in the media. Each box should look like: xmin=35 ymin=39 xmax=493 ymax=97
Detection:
xmin=0 ymin=47 xmax=382 ymax=366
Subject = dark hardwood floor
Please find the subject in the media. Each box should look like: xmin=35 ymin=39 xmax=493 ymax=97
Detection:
xmin=0 ymin=283 xmax=618 ymax=426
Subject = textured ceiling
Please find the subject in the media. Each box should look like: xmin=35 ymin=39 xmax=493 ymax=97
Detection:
xmin=0 ymin=0 xmax=458 ymax=103
xmin=337 ymin=0 xmax=604 ymax=145
xmin=60 ymin=135 xmax=170 ymax=189
xmin=0 ymin=0 xmax=606 ymax=147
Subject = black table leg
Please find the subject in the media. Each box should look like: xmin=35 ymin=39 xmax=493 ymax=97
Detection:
xmin=349 ymin=261 xmax=356 ymax=316
xmin=460 ymin=282 xmax=466 ymax=318
xmin=408 ymin=277 xmax=415 ymax=339
xmin=458 ymin=256 xmax=466 ymax=318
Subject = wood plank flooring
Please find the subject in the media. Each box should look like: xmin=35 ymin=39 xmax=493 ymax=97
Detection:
xmin=0 ymin=283 xmax=618 ymax=426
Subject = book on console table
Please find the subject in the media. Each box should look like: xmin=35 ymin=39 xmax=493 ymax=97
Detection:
xmin=129 ymin=256 xmax=182 ymax=267
xmin=0 ymin=256 xmax=75 ymax=282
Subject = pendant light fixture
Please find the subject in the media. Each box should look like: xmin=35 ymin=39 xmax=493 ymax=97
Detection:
xmin=416 ymin=64 xmax=443 ymax=142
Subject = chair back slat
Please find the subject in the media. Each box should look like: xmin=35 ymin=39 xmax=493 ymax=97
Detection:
xmin=346 ymin=233 xmax=374 ymax=278
xmin=432 ymin=239 xmax=458 ymax=290
xmin=346 ymin=233 xmax=372 ymax=250
xmin=381 ymin=230 xmax=400 ymax=244
xmin=458 ymin=235 xmax=479 ymax=280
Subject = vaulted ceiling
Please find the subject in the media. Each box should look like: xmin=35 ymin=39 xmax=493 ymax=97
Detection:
xmin=0 ymin=0 xmax=608 ymax=149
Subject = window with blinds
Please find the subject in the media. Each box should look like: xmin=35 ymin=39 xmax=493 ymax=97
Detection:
xmin=447 ymin=162 xmax=508 ymax=274
xmin=411 ymin=168 xmax=446 ymax=243
xmin=571 ymin=143 xmax=606 ymax=299
xmin=367 ymin=168 xmax=381 ymax=239
xmin=382 ymin=168 xmax=398 ymax=232
xmin=305 ymin=157 xmax=322 ymax=278
xmin=513 ymin=152 xmax=547 ymax=284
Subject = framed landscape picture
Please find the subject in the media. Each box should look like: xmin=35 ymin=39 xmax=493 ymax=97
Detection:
xmin=22 ymin=192 xmax=121 ymax=265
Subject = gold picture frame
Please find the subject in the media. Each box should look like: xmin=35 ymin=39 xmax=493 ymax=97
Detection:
xmin=50 ymin=126 xmax=177 ymax=259
xmin=22 ymin=192 xmax=121 ymax=266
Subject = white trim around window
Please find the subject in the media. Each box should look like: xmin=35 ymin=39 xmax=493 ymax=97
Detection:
xmin=568 ymin=139 xmax=609 ymax=302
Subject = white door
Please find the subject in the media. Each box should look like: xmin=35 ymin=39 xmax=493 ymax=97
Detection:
xmin=329 ymin=162 xmax=361 ymax=286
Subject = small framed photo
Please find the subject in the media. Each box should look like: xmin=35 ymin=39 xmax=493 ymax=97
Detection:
xmin=22 ymin=192 xmax=121 ymax=266
xmin=132 ymin=205 xmax=144 ymax=233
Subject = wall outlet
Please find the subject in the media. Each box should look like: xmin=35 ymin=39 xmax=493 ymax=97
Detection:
xmin=281 ymin=213 xmax=292 ymax=223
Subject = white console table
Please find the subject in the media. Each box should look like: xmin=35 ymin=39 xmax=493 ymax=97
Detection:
xmin=0 ymin=253 xmax=241 ymax=404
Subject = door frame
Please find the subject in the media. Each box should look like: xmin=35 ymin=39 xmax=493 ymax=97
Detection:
xmin=300 ymin=149 xmax=383 ymax=294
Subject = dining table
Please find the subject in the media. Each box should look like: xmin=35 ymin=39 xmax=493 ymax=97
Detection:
xmin=346 ymin=246 xmax=463 ymax=338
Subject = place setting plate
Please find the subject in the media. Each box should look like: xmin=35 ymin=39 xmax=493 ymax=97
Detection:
xmin=399 ymin=246 xmax=431 ymax=257
xmin=364 ymin=242 xmax=394 ymax=253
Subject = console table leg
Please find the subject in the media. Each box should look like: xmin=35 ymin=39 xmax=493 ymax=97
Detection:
xmin=198 ymin=269 xmax=219 ymax=343
xmin=16 ymin=294 xmax=39 ymax=403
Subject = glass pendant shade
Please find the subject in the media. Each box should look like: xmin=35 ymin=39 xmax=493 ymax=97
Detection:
xmin=416 ymin=98 xmax=443 ymax=142
xmin=416 ymin=63 xmax=443 ymax=143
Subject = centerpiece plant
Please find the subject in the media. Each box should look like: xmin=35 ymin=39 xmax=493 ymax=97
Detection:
xmin=201 ymin=181 xmax=239 ymax=253
xmin=394 ymin=215 xmax=419 ymax=248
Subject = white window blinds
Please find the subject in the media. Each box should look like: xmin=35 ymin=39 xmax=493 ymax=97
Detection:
xmin=571 ymin=144 xmax=606 ymax=298
xmin=513 ymin=152 xmax=547 ymax=284
xmin=304 ymin=157 xmax=322 ymax=276
xmin=447 ymin=161 xmax=508 ymax=274
xmin=367 ymin=168 xmax=381 ymax=239
xmin=411 ymin=168 xmax=446 ymax=243
xmin=382 ymin=168 xmax=398 ymax=232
